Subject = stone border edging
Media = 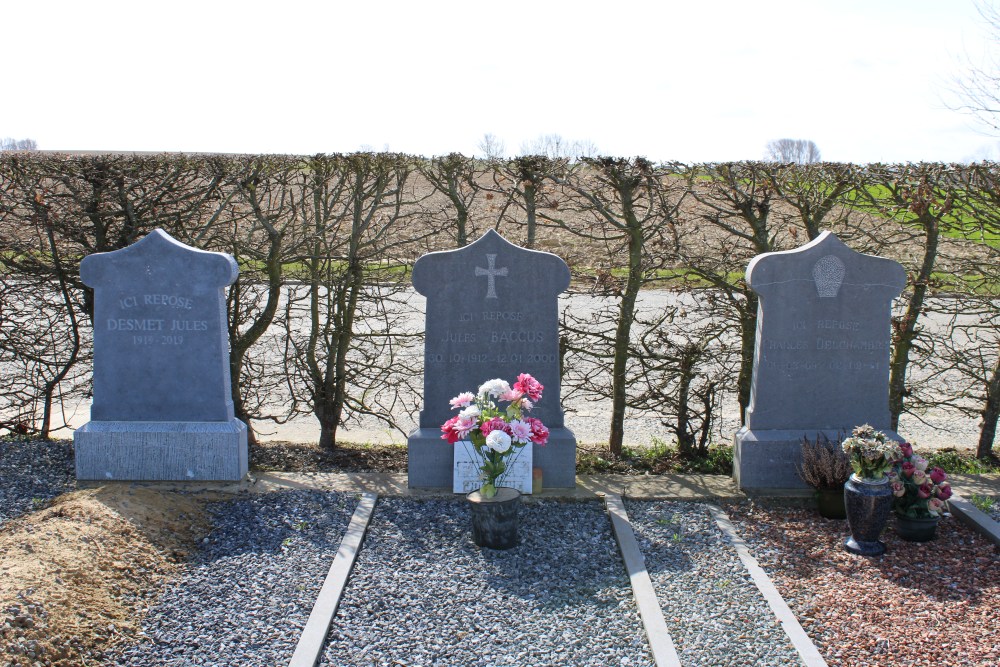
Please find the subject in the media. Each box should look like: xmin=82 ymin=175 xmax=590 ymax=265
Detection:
xmin=288 ymin=492 xmax=378 ymax=667
xmin=603 ymin=493 xmax=683 ymax=667
xmin=706 ymin=504 xmax=829 ymax=667
xmin=948 ymin=493 xmax=1000 ymax=547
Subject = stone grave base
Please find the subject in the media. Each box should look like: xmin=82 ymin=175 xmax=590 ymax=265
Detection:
xmin=734 ymin=426 xmax=901 ymax=492
xmin=734 ymin=428 xmax=814 ymax=492
xmin=75 ymin=419 xmax=248 ymax=481
xmin=407 ymin=427 xmax=577 ymax=490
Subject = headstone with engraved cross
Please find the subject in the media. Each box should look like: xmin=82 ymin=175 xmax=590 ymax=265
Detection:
xmin=407 ymin=230 xmax=577 ymax=489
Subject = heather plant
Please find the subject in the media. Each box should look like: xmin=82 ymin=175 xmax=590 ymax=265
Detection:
xmin=797 ymin=433 xmax=851 ymax=490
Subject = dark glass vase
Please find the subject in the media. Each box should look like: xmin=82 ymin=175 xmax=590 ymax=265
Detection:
xmin=843 ymin=474 xmax=893 ymax=556
xmin=468 ymin=487 xmax=521 ymax=549
xmin=894 ymin=513 xmax=940 ymax=542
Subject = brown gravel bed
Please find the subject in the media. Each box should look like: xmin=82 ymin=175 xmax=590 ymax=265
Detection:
xmin=724 ymin=501 xmax=999 ymax=667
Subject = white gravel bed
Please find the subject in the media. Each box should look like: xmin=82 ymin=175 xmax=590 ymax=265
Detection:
xmin=320 ymin=497 xmax=653 ymax=667
xmin=0 ymin=439 xmax=75 ymax=527
xmin=624 ymin=500 xmax=804 ymax=667
xmin=108 ymin=490 xmax=358 ymax=667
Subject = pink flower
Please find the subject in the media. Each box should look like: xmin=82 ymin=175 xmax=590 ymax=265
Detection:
xmin=440 ymin=417 xmax=460 ymax=444
xmin=480 ymin=416 xmax=510 ymax=438
xmin=513 ymin=373 xmax=544 ymax=402
xmin=526 ymin=417 xmax=549 ymax=446
xmin=917 ymin=482 xmax=933 ymax=499
xmin=928 ymin=497 xmax=944 ymax=513
xmin=937 ymin=483 xmax=952 ymax=501
xmin=913 ymin=455 xmax=929 ymax=472
xmin=891 ymin=481 xmax=905 ymax=497
xmin=449 ymin=392 xmax=475 ymax=410
xmin=912 ymin=469 xmax=926 ymax=485
xmin=901 ymin=461 xmax=915 ymax=478
xmin=499 ymin=388 xmax=524 ymax=403
xmin=899 ymin=441 xmax=913 ymax=457
xmin=453 ymin=416 xmax=477 ymax=440
xmin=929 ymin=467 xmax=947 ymax=484
xmin=520 ymin=398 xmax=533 ymax=412
xmin=509 ymin=419 xmax=533 ymax=444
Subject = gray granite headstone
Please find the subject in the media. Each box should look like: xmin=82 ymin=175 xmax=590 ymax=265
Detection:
xmin=74 ymin=229 xmax=247 ymax=481
xmin=734 ymin=231 xmax=906 ymax=491
xmin=407 ymin=230 xmax=577 ymax=489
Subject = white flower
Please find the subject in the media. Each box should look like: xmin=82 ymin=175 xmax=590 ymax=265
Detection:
xmin=485 ymin=430 xmax=512 ymax=453
xmin=458 ymin=405 xmax=480 ymax=421
xmin=478 ymin=378 xmax=511 ymax=398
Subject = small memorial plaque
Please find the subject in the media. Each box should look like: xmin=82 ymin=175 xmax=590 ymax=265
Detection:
xmin=453 ymin=442 xmax=533 ymax=494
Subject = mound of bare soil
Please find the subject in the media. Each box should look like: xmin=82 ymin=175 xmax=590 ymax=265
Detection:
xmin=0 ymin=487 xmax=213 ymax=666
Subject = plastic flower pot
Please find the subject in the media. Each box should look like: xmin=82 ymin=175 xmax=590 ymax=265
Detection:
xmin=468 ymin=486 xmax=520 ymax=549
xmin=894 ymin=513 xmax=940 ymax=542
xmin=815 ymin=487 xmax=847 ymax=520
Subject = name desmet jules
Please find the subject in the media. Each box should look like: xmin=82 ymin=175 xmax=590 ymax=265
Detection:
xmin=108 ymin=293 xmax=208 ymax=332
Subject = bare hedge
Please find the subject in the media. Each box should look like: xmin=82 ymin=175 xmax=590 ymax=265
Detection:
xmin=1 ymin=153 xmax=997 ymax=457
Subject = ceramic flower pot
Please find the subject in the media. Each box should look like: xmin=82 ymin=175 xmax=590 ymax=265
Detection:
xmin=894 ymin=513 xmax=940 ymax=542
xmin=843 ymin=474 xmax=893 ymax=556
xmin=468 ymin=486 xmax=520 ymax=550
xmin=815 ymin=487 xmax=847 ymax=520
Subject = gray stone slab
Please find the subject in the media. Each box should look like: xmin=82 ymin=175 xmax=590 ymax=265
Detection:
xmin=408 ymin=426 xmax=576 ymax=489
xmin=735 ymin=232 xmax=906 ymax=491
xmin=948 ymin=493 xmax=1000 ymax=548
xmin=706 ymin=504 xmax=829 ymax=667
xmin=74 ymin=420 xmax=247 ymax=481
xmin=75 ymin=229 xmax=247 ymax=481
xmin=407 ymin=231 xmax=577 ymax=488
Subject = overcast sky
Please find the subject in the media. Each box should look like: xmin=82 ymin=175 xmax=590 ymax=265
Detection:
xmin=3 ymin=0 xmax=998 ymax=163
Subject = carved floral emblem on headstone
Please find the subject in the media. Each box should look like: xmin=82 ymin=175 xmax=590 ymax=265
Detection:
xmin=812 ymin=255 xmax=846 ymax=298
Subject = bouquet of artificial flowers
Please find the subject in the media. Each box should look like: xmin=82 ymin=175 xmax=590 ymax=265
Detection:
xmin=840 ymin=424 xmax=903 ymax=480
xmin=441 ymin=373 xmax=549 ymax=498
xmin=889 ymin=441 xmax=952 ymax=518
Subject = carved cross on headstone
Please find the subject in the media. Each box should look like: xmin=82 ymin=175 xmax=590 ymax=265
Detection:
xmin=475 ymin=253 xmax=508 ymax=299
xmin=408 ymin=230 xmax=576 ymax=489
